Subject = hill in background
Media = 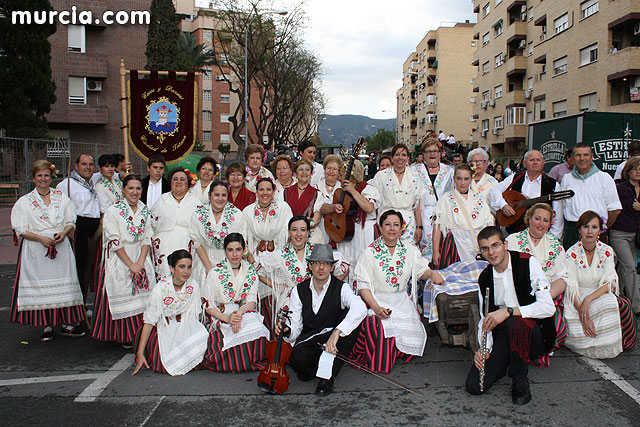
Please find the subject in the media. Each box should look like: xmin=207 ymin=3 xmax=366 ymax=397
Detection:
xmin=317 ymin=114 xmax=396 ymax=147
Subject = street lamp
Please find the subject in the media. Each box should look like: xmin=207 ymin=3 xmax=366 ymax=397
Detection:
xmin=244 ymin=9 xmax=288 ymax=147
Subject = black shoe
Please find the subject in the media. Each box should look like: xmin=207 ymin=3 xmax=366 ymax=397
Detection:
xmin=61 ymin=325 xmax=85 ymax=338
xmin=40 ymin=327 xmax=54 ymax=342
xmin=315 ymin=378 xmax=334 ymax=396
xmin=512 ymin=378 xmax=531 ymax=405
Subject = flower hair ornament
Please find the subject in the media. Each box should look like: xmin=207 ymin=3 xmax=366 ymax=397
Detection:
xmin=48 ymin=162 xmax=58 ymax=178
xmin=184 ymin=169 xmax=199 ymax=188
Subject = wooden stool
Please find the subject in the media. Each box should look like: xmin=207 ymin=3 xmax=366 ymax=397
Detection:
xmin=434 ymin=291 xmax=480 ymax=353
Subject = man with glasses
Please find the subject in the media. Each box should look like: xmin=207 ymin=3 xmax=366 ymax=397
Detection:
xmin=468 ymin=148 xmax=498 ymax=200
xmin=489 ymin=150 xmax=563 ymax=238
xmin=275 ymin=244 xmax=366 ymax=396
xmin=466 ymin=226 xmax=555 ymax=405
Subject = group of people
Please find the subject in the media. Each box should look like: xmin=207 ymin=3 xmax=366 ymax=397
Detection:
xmin=9 ymin=136 xmax=639 ymax=400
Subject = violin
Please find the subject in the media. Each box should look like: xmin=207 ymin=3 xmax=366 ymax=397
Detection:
xmin=257 ymin=308 xmax=293 ymax=394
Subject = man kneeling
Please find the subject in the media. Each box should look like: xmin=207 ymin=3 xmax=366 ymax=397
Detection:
xmin=276 ymin=244 xmax=366 ymax=396
xmin=466 ymin=226 xmax=556 ymax=404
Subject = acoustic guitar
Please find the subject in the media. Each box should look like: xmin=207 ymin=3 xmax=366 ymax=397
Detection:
xmin=495 ymin=189 xmax=574 ymax=226
xmin=324 ymin=137 xmax=366 ymax=243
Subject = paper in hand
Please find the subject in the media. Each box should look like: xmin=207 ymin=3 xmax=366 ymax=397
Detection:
xmin=315 ymin=350 xmax=336 ymax=380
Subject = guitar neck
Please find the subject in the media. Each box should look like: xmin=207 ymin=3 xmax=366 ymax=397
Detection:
xmin=518 ymin=194 xmax=552 ymax=208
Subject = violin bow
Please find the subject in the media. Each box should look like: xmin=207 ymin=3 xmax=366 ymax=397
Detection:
xmin=317 ymin=343 xmax=423 ymax=397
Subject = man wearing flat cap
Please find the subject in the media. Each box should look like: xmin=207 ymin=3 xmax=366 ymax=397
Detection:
xmin=276 ymin=244 xmax=367 ymax=396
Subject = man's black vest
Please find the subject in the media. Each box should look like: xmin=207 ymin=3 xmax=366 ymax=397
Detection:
xmin=296 ymin=275 xmax=348 ymax=343
xmin=506 ymin=172 xmax=557 ymax=233
xmin=478 ymin=251 xmax=557 ymax=353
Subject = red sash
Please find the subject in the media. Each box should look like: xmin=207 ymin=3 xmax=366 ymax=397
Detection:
xmin=229 ymin=186 xmax=256 ymax=211
xmin=285 ymin=185 xmax=318 ymax=218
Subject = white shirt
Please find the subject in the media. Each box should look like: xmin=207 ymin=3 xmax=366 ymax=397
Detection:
xmin=310 ymin=161 xmax=325 ymax=189
xmin=438 ymin=132 xmax=447 ymax=141
xmin=489 ymin=172 xmax=564 ymax=239
xmin=91 ymin=171 xmax=122 ymax=186
xmin=614 ymin=160 xmax=626 ymax=180
xmin=285 ymin=277 xmax=367 ymax=344
xmin=147 ymin=179 xmax=163 ymax=210
xmin=560 ymin=170 xmax=622 ymax=222
xmin=56 ymin=178 xmax=100 ymax=218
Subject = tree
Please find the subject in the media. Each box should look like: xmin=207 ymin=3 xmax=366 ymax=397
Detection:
xmin=218 ymin=142 xmax=231 ymax=167
xmin=145 ymin=0 xmax=180 ymax=71
xmin=366 ymin=129 xmax=396 ymax=153
xmin=0 ymin=0 xmax=56 ymax=138
xmin=174 ymin=32 xmax=216 ymax=72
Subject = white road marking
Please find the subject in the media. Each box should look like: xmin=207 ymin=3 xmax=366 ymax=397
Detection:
xmin=582 ymin=357 xmax=640 ymax=405
xmin=139 ymin=395 xmax=165 ymax=427
xmin=75 ymin=353 xmax=135 ymax=403
xmin=0 ymin=373 xmax=100 ymax=387
xmin=0 ymin=307 xmax=10 ymax=312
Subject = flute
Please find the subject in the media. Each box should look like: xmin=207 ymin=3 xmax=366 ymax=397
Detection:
xmin=479 ymin=288 xmax=490 ymax=393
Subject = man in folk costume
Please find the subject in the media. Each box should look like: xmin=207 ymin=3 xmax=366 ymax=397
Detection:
xmin=489 ymin=150 xmax=564 ymax=239
xmin=466 ymin=226 xmax=556 ymax=405
xmin=276 ymin=244 xmax=366 ymax=396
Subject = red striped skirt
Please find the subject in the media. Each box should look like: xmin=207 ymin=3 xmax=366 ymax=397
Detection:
xmin=10 ymin=243 xmax=86 ymax=328
xmin=437 ymin=232 xmax=461 ymax=269
xmin=532 ymin=294 xmax=567 ymax=368
xmin=201 ymin=329 xmax=267 ymax=373
xmin=350 ymin=316 xmax=413 ymax=374
xmin=617 ymin=294 xmax=638 ymax=352
xmin=134 ymin=324 xmax=168 ymax=374
xmin=260 ymin=296 xmax=274 ymax=339
xmin=91 ymin=238 xmax=104 ymax=293
xmin=90 ymin=272 xmax=142 ymax=343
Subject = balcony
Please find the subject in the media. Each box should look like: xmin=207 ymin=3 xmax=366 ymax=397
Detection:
xmin=607 ymin=1 xmax=640 ymax=29
xmin=66 ymin=53 xmax=108 ymax=79
xmin=427 ymin=49 xmax=436 ymax=61
xmin=606 ymin=47 xmax=640 ymax=82
xmin=502 ymin=90 xmax=527 ymax=107
xmin=502 ymin=124 xmax=527 ymax=142
xmin=505 ymin=21 xmax=527 ymax=45
xmin=505 ymin=55 xmax=527 ymax=77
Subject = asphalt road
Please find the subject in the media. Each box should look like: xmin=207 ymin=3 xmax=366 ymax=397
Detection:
xmin=1 ymin=263 xmax=640 ymax=426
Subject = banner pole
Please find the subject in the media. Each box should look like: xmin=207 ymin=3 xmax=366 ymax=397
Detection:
xmin=120 ymin=59 xmax=130 ymax=168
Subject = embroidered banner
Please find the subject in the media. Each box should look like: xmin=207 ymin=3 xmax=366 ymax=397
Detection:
xmin=128 ymin=70 xmax=198 ymax=163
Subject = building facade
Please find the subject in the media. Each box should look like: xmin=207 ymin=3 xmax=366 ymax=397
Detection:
xmin=397 ymin=23 xmax=477 ymax=150
xmin=471 ymin=0 xmax=640 ymax=160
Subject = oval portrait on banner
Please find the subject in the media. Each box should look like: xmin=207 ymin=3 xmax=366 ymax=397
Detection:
xmin=146 ymin=96 xmax=180 ymax=136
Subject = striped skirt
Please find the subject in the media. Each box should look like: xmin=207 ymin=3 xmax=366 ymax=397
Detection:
xmin=90 ymin=273 xmax=142 ymax=343
xmin=350 ymin=316 xmax=413 ymax=374
xmin=201 ymin=329 xmax=267 ymax=373
xmin=260 ymin=296 xmax=275 ymax=339
xmin=438 ymin=232 xmax=461 ymax=270
xmin=10 ymin=244 xmax=86 ymax=328
xmin=532 ymin=294 xmax=567 ymax=368
xmin=91 ymin=238 xmax=104 ymax=293
xmin=617 ymin=295 xmax=638 ymax=352
xmin=134 ymin=324 xmax=168 ymax=374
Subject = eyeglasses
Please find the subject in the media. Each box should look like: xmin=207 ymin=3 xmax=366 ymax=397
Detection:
xmin=200 ymin=167 xmax=215 ymax=172
xmin=471 ymin=160 xmax=487 ymax=164
xmin=310 ymin=261 xmax=332 ymax=267
xmin=276 ymin=166 xmax=290 ymax=171
xmin=424 ymin=150 xmax=440 ymax=154
xmin=296 ymin=167 xmax=312 ymax=172
xmin=479 ymin=241 xmax=503 ymax=253
xmin=325 ymin=167 xmax=340 ymax=172
xmin=228 ymin=172 xmax=244 ymax=178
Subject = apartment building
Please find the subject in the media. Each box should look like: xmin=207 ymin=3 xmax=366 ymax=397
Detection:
xmin=397 ymin=23 xmax=477 ymax=149
xmin=472 ymin=0 xmax=640 ymax=159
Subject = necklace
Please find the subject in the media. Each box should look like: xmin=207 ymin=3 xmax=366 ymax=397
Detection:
xmin=385 ymin=243 xmax=397 ymax=248
xmin=259 ymin=202 xmax=271 ymax=209
xmin=297 ymin=184 xmax=308 ymax=191
xmin=212 ymin=208 xmax=224 ymax=214
xmin=128 ymin=202 xmax=137 ymax=207
xmin=37 ymin=190 xmax=51 ymax=197
xmin=393 ymin=167 xmax=405 ymax=175
xmin=583 ymin=245 xmax=596 ymax=253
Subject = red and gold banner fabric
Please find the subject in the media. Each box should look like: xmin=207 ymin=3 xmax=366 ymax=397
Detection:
xmin=128 ymin=70 xmax=198 ymax=163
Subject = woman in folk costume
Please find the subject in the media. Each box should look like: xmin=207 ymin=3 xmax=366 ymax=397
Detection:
xmin=272 ymin=154 xmax=297 ymax=202
xmin=95 ymin=154 xmax=123 ymax=214
xmin=432 ymin=163 xmax=494 ymax=269
xmin=201 ymin=233 xmax=270 ymax=372
xmin=10 ymin=160 xmax=85 ymax=341
xmin=244 ymin=144 xmax=274 ymax=193
xmin=352 ymin=210 xmax=444 ymax=373
xmin=468 ymin=148 xmax=499 ymax=201
xmin=91 ymin=175 xmax=156 ymax=346
xmin=284 ymin=159 xmax=322 ymax=243
xmin=369 ymin=144 xmax=425 ymax=246
xmin=189 ymin=180 xmax=246 ymax=287
xmin=225 ymin=162 xmax=256 ymax=211
xmin=505 ymin=203 xmax=568 ymax=367
xmin=312 ymin=154 xmax=344 ymax=244
xmin=133 ymin=250 xmax=209 ymax=376
xmin=411 ymin=137 xmax=453 ymax=260
xmin=188 ymin=156 xmax=218 ymax=204
xmin=151 ymin=167 xmax=200 ymax=280
xmin=564 ymin=211 xmax=626 ymax=359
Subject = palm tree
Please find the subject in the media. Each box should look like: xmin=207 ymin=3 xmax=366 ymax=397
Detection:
xmin=174 ymin=32 xmax=216 ymax=72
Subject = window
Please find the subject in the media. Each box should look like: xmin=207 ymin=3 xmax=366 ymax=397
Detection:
xmin=579 ymin=92 xmax=598 ymax=111
xmin=553 ymin=56 xmax=568 ymax=75
xmin=202 ymin=131 xmax=211 ymax=141
xmin=203 ymin=68 xmax=211 ymax=80
xmin=202 ymin=110 xmax=212 ymax=121
xmin=482 ymin=61 xmax=490 ymax=74
xmin=203 ymin=90 xmax=212 ymax=101
xmin=528 ymin=7 xmax=533 ymax=21
xmin=494 ymin=116 xmax=503 ymax=129
xmin=554 ymin=13 xmax=568 ymax=34
xmin=471 ymin=41 xmax=477 ymax=47
xmin=482 ymin=90 xmax=491 ymax=102
xmin=68 ymin=76 xmax=86 ymax=104
xmin=220 ymin=94 xmax=230 ymax=103
xmin=483 ymin=3 xmax=490 ymax=17
xmin=68 ymin=25 xmax=85 ymax=53
xmin=219 ymin=54 xmax=229 ymax=65
xmin=553 ymin=100 xmax=567 ymax=117
xmin=220 ymin=134 xmax=230 ymax=143
xmin=580 ymin=43 xmax=598 ymax=66
xmin=495 ymin=53 xmax=505 ymax=68
xmin=528 ymin=41 xmax=533 ymax=56
xmin=263 ymin=136 xmax=269 ymax=144
xmin=495 ymin=0 xmax=502 ymax=5
xmin=203 ymin=30 xmax=213 ymax=42
xmin=581 ymin=0 xmax=598 ymax=19
xmin=540 ymin=64 xmax=547 ymax=81
xmin=493 ymin=20 xmax=503 ymax=37
xmin=482 ymin=119 xmax=490 ymax=132
xmin=527 ymin=111 xmax=533 ymax=123
xmin=527 ymin=77 xmax=533 ymax=90
xmin=506 ymin=107 xmax=526 ymax=125
xmin=495 ymin=85 xmax=503 ymax=98
xmin=540 ymin=25 xmax=547 ymax=41
xmin=220 ymin=114 xmax=230 ymax=123
xmin=427 ymin=94 xmax=437 ymax=105
xmin=534 ymin=99 xmax=546 ymax=120
xmin=483 ymin=32 xmax=490 ymax=46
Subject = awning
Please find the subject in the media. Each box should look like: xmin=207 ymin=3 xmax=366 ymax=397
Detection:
xmin=492 ymin=19 xmax=503 ymax=29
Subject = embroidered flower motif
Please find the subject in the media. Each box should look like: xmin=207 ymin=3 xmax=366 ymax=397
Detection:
xmin=371 ymin=237 xmax=407 ymax=289
xmin=114 ymin=201 xmax=150 ymax=241
xmin=281 ymin=243 xmax=313 ymax=284
xmin=571 ymin=253 xmax=577 ymax=259
xmin=195 ymin=202 xmax=240 ymax=249
xmin=98 ymin=176 xmax=123 ymax=204
xmin=163 ymin=297 xmax=174 ymax=305
xmin=186 ymin=286 xmax=193 ymax=294
xmin=213 ymin=260 xmax=258 ymax=305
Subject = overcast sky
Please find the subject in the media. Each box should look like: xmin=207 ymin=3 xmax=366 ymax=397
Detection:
xmin=302 ymin=0 xmax=475 ymax=119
